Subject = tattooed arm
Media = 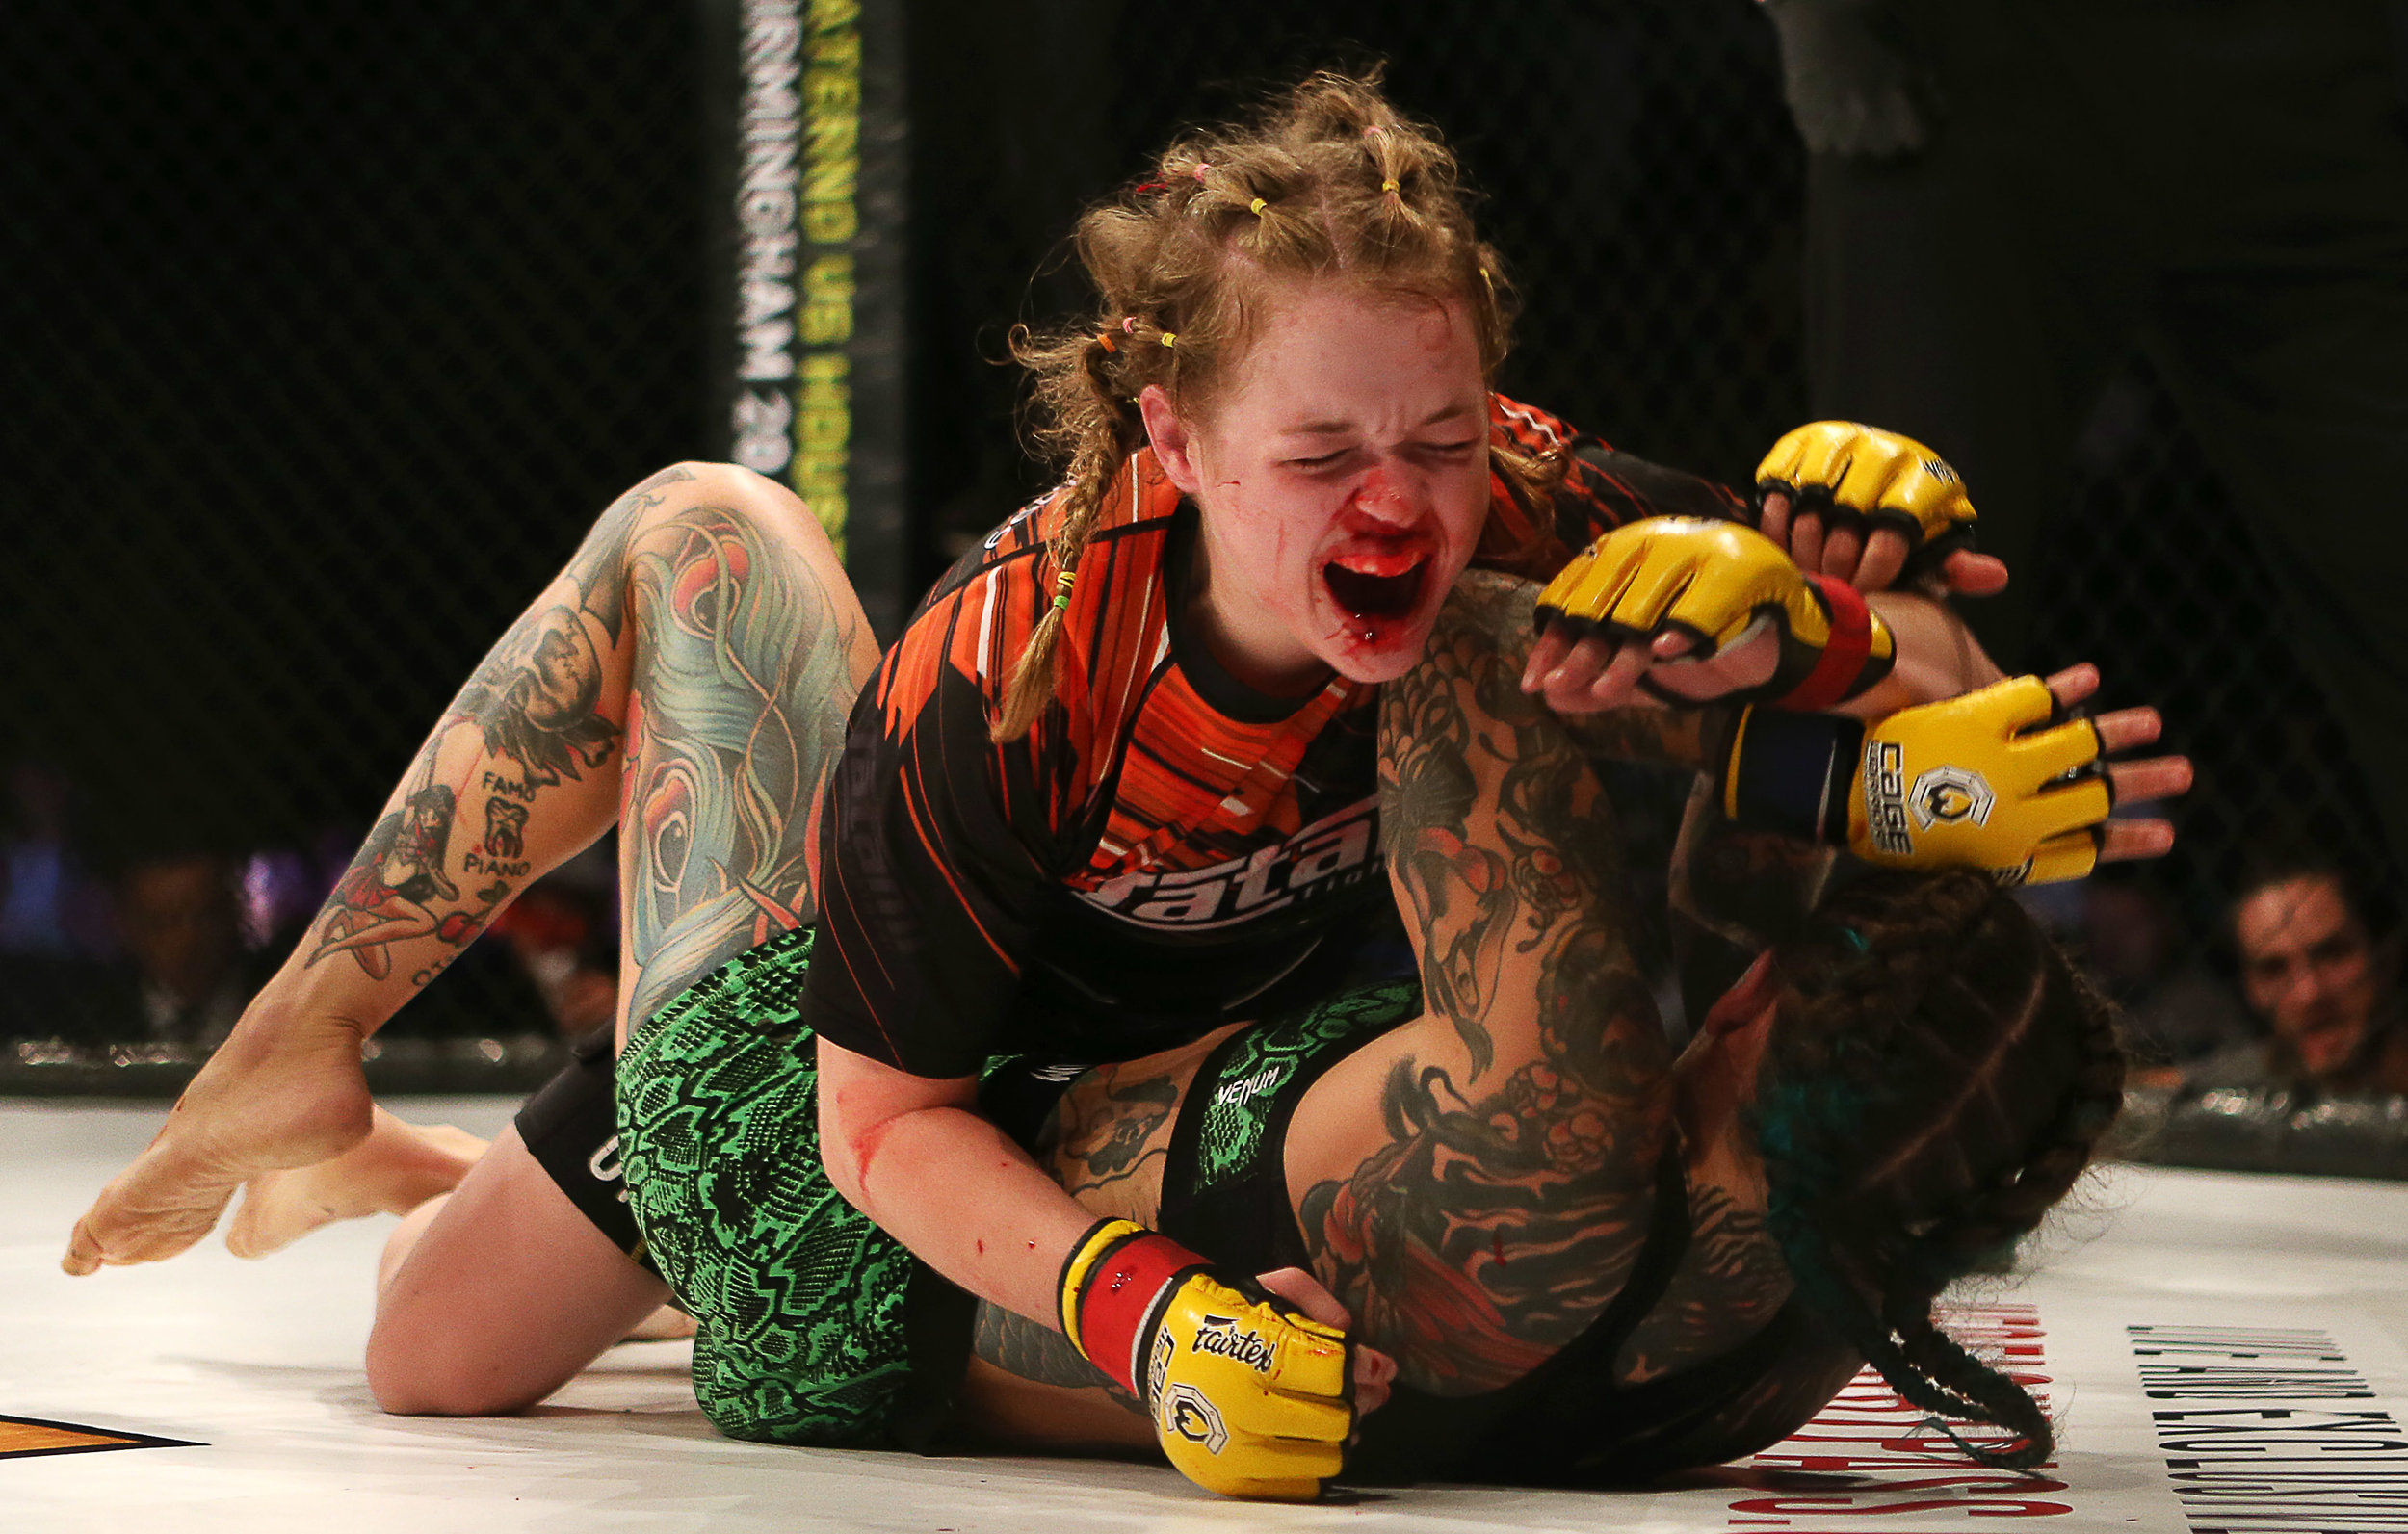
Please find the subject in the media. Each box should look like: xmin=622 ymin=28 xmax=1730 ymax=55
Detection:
xmin=1292 ymin=570 xmax=1680 ymax=1396
xmin=1612 ymin=1183 xmax=1791 ymax=1384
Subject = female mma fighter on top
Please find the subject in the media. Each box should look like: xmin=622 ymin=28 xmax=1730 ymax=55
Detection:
xmin=63 ymin=72 xmax=2185 ymax=1498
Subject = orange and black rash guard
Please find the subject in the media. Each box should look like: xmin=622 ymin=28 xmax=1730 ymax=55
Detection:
xmin=803 ymin=395 xmax=1746 ymax=1079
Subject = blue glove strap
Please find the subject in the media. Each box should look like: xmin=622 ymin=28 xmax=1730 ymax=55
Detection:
xmin=1721 ymin=705 xmax=1864 ymax=845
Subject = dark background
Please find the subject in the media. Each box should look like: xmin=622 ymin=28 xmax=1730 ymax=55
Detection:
xmin=2 ymin=0 xmax=2389 ymax=1041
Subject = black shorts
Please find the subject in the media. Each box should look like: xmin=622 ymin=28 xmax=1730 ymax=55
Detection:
xmin=1154 ymin=979 xmax=1423 ymax=1274
xmin=512 ymin=1027 xmax=653 ymax=1274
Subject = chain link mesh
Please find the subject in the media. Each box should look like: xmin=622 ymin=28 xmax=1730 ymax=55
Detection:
xmin=4 ymin=2 xmax=708 ymax=1047
xmin=3 ymin=1 xmax=2395 ymax=1095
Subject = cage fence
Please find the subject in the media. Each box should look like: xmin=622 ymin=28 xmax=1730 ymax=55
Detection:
xmin=0 ymin=0 xmax=2395 ymax=1103
xmin=2 ymin=1 xmax=711 ymax=1074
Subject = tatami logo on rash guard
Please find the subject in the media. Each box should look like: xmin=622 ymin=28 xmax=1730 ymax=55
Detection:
xmin=1073 ymin=797 xmax=1379 ymax=931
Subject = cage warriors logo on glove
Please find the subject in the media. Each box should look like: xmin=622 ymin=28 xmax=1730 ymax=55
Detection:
xmin=1863 ymin=741 xmax=1913 ymax=856
xmin=1148 ymin=1329 xmax=1175 ymax=1404
xmin=1075 ymin=798 xmax=1379 ymax=930
xmin=1160 ymin=1384 xmax=1230 ymax=1453
xmin=1910 ymin=765 xmax=1995 ymax=832
xmin=1191 ymin=1314 xmax=1279 ymax=1373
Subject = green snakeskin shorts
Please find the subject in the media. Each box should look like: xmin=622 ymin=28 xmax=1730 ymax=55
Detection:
xmin=616 ymin=930 xmax=1420 ymax=1448
xmin=615 ymin=927 xmax=956 ymax=1447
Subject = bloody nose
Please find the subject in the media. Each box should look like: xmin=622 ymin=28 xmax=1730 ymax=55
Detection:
xmin=1341 ymin=468 xmax=1416 ymax=528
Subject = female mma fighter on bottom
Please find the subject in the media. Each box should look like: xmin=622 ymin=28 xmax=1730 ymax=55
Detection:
xmin=953 ymin=572 xmax=2143 ymax=1488
xmin=62 ymin=71 xmax=2182 ymax=1498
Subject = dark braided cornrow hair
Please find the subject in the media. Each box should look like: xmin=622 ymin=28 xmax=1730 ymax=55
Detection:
xmin=997 ymin=68 xmax=1551 ymax=741
xmin=1751 ymin=869 xmax=2126 ymax=1469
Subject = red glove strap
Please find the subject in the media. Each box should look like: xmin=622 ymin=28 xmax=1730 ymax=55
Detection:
xmin=1776 ymin=575 xmax=1874 ymax=712
xmin=1073 ymin=1230 xmax=1207 ymax=1396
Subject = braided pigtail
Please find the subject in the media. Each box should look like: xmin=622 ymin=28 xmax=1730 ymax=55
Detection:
xmin=1765 ymin=1192 xmax=2052 ymax=1467
xmin=1754 ymin=869 xmax=2127 ymax=1470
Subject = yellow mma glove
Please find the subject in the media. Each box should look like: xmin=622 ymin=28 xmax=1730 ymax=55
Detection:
xmin=1719 ymin=676 xmax=2112 ymax=885
xmin=1059 ymin=1217 xmax=1352 ymax=1500
xmin=1756 ymin=421 xmax=1976 ymax=576
xmin=1534 ymin=516 xmax=1895 ymax=708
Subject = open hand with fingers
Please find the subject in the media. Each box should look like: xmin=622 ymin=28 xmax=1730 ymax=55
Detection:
xmin=1720 ymin=665 xmax=2190 ymax=885
xmin=1755 ymin=420 xmax=2010 ymax=596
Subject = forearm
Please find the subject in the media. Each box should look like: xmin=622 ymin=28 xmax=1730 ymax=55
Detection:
xmin=830 ymin=1096 xmax=1102 ymax=1328
xmin=1843 ymin=591 xmax=2003 ymax=717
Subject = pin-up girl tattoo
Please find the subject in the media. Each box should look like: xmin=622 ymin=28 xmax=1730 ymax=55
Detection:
xmin=307 ymin=783 xmax=467 ymax=978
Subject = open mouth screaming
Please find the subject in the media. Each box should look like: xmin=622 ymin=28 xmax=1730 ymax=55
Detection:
xmin=1322 ymin=547 xmax=1431 ymax=623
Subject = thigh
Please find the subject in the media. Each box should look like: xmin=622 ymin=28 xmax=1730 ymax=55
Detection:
xmin=616 ymin=928 xmax=945 ymax=1448
xmin=957 ymin=998 xmax=1421 ymax=1448
xmin=611 ymin=464 xmax=882 ymax=1036
xmin=365 ymin=1122 xmax=668 ymax=1416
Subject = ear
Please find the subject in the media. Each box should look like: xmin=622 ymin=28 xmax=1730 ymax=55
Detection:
xmin=1138 ymin=384 xmax=1203 ymax=497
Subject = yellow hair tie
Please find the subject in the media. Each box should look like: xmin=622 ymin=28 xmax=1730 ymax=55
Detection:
xmin=1159 ymin=330 xmax=1177 ymax=349
xmin=1053 ymin=570 xmax=1076 ymax=611
xmin=1381 ymin=178 xmax=1400 ymax=193
xmin=1248 ymin=197 xmax=1267 ymax=216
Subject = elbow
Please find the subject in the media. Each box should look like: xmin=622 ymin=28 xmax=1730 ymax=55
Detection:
xmin=817 ymin=1092 xmax=893 ymax=1217
xmin=814 ymin=1035 xmax=977 ymax=1218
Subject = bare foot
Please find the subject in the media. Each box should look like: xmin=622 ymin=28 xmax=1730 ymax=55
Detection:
xmin=227 ymin=1108 xmax=490 ymax=1260
xmin=64 ymin=1001 xmax=376 ymax=1274
xmin=623 ymin=1305 xmax=698 ymax=1342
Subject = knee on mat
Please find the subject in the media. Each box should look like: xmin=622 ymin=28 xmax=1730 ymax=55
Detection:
xmin=363 ymin=1321 xmax=551 ymax=1417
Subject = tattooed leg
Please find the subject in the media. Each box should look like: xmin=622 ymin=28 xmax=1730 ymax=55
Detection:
xmin=65 ymin=463 xmax=878 ymax=1277
xmin=613 ymin=480 xmax=881 ymax=1027
xmin=1285 ymin=569 xmax=1682 ymax=1397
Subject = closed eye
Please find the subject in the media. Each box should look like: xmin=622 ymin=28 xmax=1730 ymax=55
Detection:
xmin=1283 ymin=449 xmax=1355 ymax=471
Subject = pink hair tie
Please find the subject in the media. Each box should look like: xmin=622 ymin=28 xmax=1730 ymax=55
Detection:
xmin=1121 ymin=316 xmax=1137 ymax=334
xmin=1192 ymin=161 xmax=1210 ymax=183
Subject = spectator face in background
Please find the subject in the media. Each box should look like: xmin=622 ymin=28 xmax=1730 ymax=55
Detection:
xmin=120 ymin=854 xmax=240 ymax=1011
xmin=2235 ymin=873 xmax=2381 ymax=1077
